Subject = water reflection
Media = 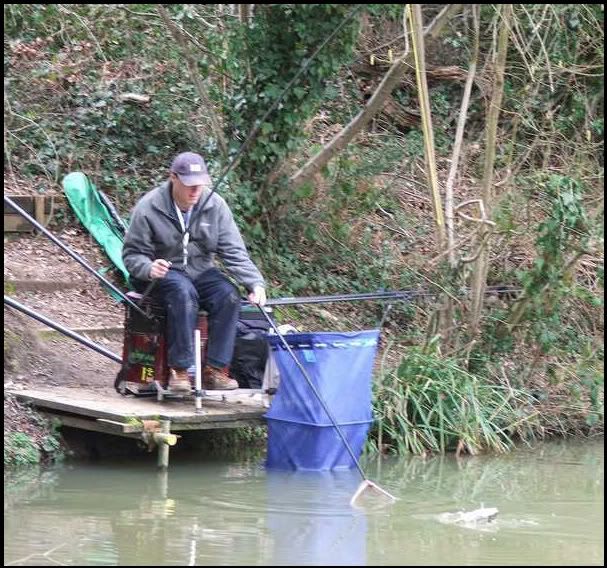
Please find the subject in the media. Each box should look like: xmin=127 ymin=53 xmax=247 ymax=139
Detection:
xmin=265 ymin=469 xmax=366 ymax=565
xmin=3 ymin=439 xmax=604 ymax=566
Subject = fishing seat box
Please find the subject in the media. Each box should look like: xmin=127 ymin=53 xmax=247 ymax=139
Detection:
xmin=118 ymin=293 xmax=272 ymax=391
xmin=119 ymin=291 xmax=209 ymax=390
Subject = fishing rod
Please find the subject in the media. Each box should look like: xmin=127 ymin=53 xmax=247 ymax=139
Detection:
xmin=4 ymin=295 xmax=123 ymax=364
xmin=256 ymin=286 xmax=523 ymax=307
xmin=136 ymin=5 xmax=364 ymax=306
xmin=263 ymin=291 xmax=420 ymax=306
xmin=4 ymin=195 xmax=152 ymax=321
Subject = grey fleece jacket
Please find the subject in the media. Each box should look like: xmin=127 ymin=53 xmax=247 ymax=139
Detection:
xmin=122 ymin=181 xmax=265 ymax=291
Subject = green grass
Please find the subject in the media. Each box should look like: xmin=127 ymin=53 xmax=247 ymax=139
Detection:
xmin=369 ymin=347 xmax=542 ymax=455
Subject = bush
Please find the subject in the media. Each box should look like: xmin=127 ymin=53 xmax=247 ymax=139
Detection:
xmin=370 ymin=345 xmax=541 ymax=455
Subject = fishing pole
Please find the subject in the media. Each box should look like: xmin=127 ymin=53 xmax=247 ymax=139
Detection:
xmin=98 ymin=190 xmax=128 ymax=235
xmin=256 ymin=286 xmax=523 ymax=307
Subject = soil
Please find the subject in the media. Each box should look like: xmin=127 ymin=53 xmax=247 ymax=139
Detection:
xmin=4 ymin=226 xmax=128 ymax=457
xmin=4 ymin=226 xmax=126 ymax=387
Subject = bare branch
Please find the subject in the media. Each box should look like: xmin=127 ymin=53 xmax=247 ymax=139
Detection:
xmin=157 ymin=5 xmax=228 ymax=158
xmin=290 ymin=4 xmax=462 ymax=190
xmin=445 ymin=4 xmax=480 ymax=267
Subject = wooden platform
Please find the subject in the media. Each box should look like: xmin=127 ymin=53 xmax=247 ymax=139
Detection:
xmin=8 ymin=386 xmax=268 ymax=438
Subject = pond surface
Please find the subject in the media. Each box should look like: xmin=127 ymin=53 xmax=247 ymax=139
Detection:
xmin=4 ymin=438 xmax=603 ymax=566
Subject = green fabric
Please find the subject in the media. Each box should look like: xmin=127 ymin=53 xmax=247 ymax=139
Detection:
xmin=62 ymin=172 xmax=131 ymax=285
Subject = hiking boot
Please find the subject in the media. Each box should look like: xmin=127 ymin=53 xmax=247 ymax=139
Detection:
xmin=203 ymin=366 xmax=239 ymax=390
xmin=169 ymin=368 xmax=192 ymax=394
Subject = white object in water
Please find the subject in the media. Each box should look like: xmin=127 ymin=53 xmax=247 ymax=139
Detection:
xmin=438 ymin=507 xmax=499 ymax=527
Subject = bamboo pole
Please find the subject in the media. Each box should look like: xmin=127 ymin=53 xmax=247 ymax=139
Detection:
xmin=407 ymin=3 xmax=446 ymax=249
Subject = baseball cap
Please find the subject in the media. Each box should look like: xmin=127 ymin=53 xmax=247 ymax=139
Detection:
xmin=170 ymin=152 xmax=211 ymax=186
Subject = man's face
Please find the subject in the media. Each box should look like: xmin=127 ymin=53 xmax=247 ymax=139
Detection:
xmin=171 ymin=173 xmax=208 ymax=208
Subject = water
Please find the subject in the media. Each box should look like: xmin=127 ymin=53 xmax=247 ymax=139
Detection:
xmin=4 ymin=438 xmax=603 ymax=566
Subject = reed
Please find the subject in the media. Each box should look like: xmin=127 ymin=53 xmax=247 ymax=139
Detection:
xmin=371 ymin=348 xmax=541 ymax=455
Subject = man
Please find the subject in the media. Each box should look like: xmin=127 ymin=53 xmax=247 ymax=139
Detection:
xmin=122 ymin=151 xmax=266 ymax=393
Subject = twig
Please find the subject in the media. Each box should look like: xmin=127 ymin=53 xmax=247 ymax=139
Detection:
xmin=406 ymin=266 xmax=462 ymax=304
xmin=320 ymin=225 xmax=349 ymax=250
xmin=368 ymin=33 xmax=406 ymax=54
xmin=454 ymin=199 xmax=496 ymax=226
xmin=372 ymin=219 xmax=412 ymax=239
xmin=456 ymin=211 xmax=496 ymax=226
xmin=520 ymin=4 xmax=554 ymax=93
xmin=508 ymin=11 xmax=535 ymax=81
xmin=425 ymin=5 xmax=464 ymax=39
xmin=189 ymin=5 xmax=219 ymax=29
xmin=4 ymin=91 xmax=18 ymax=188
xmin=113 ymin=6 xmax=160 ymax=18
xmin=375 ymin=202 xmax=394 ymax=219
xmin=461 ymin=230 xmax=493 ymax=263
xmin=397 ymin=190 xmax=431 ymax=204
xmin=429 ymin=226 xmax=482 ymax=266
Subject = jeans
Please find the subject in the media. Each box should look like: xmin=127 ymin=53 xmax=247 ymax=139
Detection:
xmin=135 ymin=268 xmax=241 ymax=369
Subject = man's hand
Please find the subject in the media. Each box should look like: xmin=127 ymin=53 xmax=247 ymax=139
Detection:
xmin=149 ymin=259 xmax=172 ymax=279
xmin=248 ymin=285 xmax=266 ymax=307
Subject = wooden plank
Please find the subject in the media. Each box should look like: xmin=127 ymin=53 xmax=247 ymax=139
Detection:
xmin=34 ymin=195 xmax=45 ymax=224
xmin=4 ymin=194 xmax=55 ymax=214
xmin=40 ymin=412 xmax=142 ymax=438
xmin=4 ymin=195 xmax=56 ymax=232
xmin=8 ymin=386 xmax=267 ymax=430
xmin=36 ymin=325 xmax=124 ymax=341
xmin=4 ymin=195 xmax=35 ymax=214
xmin=96 ymin=418 xmax=143 ymax=433
xmin=43 ymin=411 xmax=264 ymax=439
xmin=5 ymin=279 xmax=85 ymax=293
xmin=4 ymin=214 xmax=34 ymax=232
xmin=168 ymin=418 xmax=265 ymax=431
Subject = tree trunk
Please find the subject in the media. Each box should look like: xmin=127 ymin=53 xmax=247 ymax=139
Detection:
xmin=468 ymin=4 xmax=513 ymax=337
xmin=441 ymin=5 xmax=480 ymax=349
xmin=238 ymin=4 xmax=252 ymax=24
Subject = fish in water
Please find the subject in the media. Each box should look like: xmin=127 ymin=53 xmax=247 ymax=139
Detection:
xmin=438 ymin=507 xmax=499 ymax=527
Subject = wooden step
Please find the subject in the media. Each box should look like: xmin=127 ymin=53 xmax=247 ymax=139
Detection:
xmin=4 ymin=194 xmax=60 ymax=232
xmin=35 ymin=325 xmax=125 ymax=341
xmin=5 ymin=279 xmax=83 ymax=293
